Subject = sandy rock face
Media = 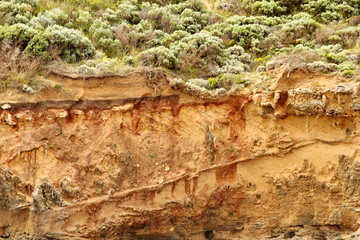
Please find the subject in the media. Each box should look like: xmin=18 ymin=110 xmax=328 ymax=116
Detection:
xmin=0 ymin=168 xmax=28 ymax=210
xmin=0 ymin=70 xmax=359 ymax=239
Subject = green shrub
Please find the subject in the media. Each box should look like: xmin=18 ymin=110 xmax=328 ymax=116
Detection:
xmin=41 ymin=8 xmax=68 ymax=25
xmin=186 ymin=78 xmax=211 ymax=90
xmin=139 ymin=46 xmax=177 ymax=68
xmin=73 ymin=10 xmax=93 ymax=30
xmin=57 ymin=58 xmax=126 ymax=76
xmin=88 ymin=19 xmax=122 ymax=57
xmin=160 ymin=30 xmax=190 ymax=47
xmin=120 ymin=20 xmax=155 ymax=49
xmin=24 ymin=34 xmax=49 ymax=57
xmin=331 ymin=26 xmax=360 ymax=48
xmin=251 ymin=0 xmax=287 ymax=16
xmin=0 ymin=23 xmax=38 ymax=42
xmin=89 ymin=19 xmax=113 ymax=41
xmin=145 ymin=4 xmax=178 ymax=32
xmin=337 ymin=61 xmax=357 ymax=71
xmin=214 ymin=45 xmax=252 ymax=74
xmin=145 ymin=30 xmax=168 ymax=48
xmin=170 ymin=32 xmax=229 ymax=74
xmin=0 ymin=0 xmax=37 ymax=24
xmin=28 ymin=8 xmax=68 ymax=30
xmin=276 ymin=13 xmax=319 ymax=44
xmin=176 ymin=8 xmax=210 ymax=33
xmin=208 ymin=77 xmax=218 ymax=88
xmin=117 ymin=2 xmax=140 ymax=24
xmin=28 ymin=15 xmax=55 ymax=30
xmin=97 ymin=38 xmax=122 ymax=58
xmin=224 ymin=15 xmax=284 ymax=26
xmin=44 ymin=25 xmax=95 ymax=62
xmin=216 ymin=73 xmax=250 ymax=88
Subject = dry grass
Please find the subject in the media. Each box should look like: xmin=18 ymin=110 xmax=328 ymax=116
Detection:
xmin=0 ymin=40 xmax=46 ymax=79
xmin=114 ymin=25 xmax=131 ymax=45
xmin=0 ymin=40 xmax=46 ymax=90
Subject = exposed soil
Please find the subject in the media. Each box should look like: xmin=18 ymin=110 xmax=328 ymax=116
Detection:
xmin=0 ymin=69 xmax=359 ymax=239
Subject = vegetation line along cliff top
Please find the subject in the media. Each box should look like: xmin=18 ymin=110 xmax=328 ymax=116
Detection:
xmin=1 ymin=0 xmax=360 ymax=96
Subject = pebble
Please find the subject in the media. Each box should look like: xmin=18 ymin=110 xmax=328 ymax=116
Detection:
xmin=1 ymin=104 xmax=11 ymax=110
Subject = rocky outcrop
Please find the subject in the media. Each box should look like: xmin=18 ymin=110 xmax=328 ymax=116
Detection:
xmin=0 ymin=168 xmax=28 ymax=210
xmin=0 ymin=70 xmax=359 ymax=239
xmin=31 ymin=178 xmax=67 ymax=212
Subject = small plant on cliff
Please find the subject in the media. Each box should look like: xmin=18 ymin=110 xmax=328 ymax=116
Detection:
xmin=54 ymin=84 xmax=63 ymax=91
xmin=224 ymin=146 xmax=235 ymax=152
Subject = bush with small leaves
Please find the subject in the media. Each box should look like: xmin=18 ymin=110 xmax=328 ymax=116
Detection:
xmin=208 ymin=21 xmax=271 ymax=52
xmin=41 ymin=8 xmax=68 ymax=25
xmin=139 ymin=46 xmax=177 ymax=68
xmin=337 ymin=61 xmax=357 ymax=71
xmin=24 ymin=34 xmax=49 ymax=57
xmin=145 ymin=4 xmax=178 ymax=33
xmin=160 ymin=30 xmax=190 ymax=47
xmin=145 ymin=30 xmax=169 ymax=48
xmin=170 ymin=32 xmax=229 ymax=75
xmin=172 ymin=0 xmax=205 ymax=13
xmin=100 ymin=9 xmax=122 ymax=24
xmin=302 ymin=0 xmax=337 ymax=20
xmin=207 ymin=15 xmax=284 ymax=53
xmin=217 ymin=73 xmax=251 ymax=89
xmin=251 ymin=0 xmax=287 ymax=16
xmin=230 ymin=15 xmax=284 ymax=26
xmin=73 ymin=10 xmax=93 ymax=31
xmin=266 ymin=42 xmax=360 ymax=75
xmin=117 ymin=2 xmax=140 ymax=24
xmin=2 ymin=0 xmax=360 ymax=82
xmin=214 ymin=45 xmax=252 ymax=75
xmin=275 ymin=13 xmax=319 ymax=44
xmin=0 ymin=23 xmax=38 ymax=43
xmin=89 ymin=19 xmax=122 ymax=57
xmin=0 ymin=0 xmax=37 ymax=25
xmin=44 ymin=25 xmax=95 ymax=62
xmin=330 ymin=26 xmax=360 ymax=48
xmin=123 ymin=20 xmax=156 ymax=49
xmin=28 ymin=16 xmax=55 ymax=30
xmin=319 ymin=45 xmax=357 ymax=64
xmin=184 ymin=81 xmax=211 ymax=94
xmin=217 ymin=3 xmax=236 ymax=12
xmin=276 ymin=0 xmax=302 ymax=13
xmin=302 ymin=0 xmax=358 ymax=22
xmin=28 ymin=8 xmax=68 ymax=30
xmin=225 ymin=24 xmax=269 ymax=50
xmin=89 ymin=19 xmax=113 ymax=41
xmin=97 ymin=38 xmax=122 ymax=58
xmin=187 ymin=78 xmax=211 ymax=89
xmin=176 ymin=8 xmax=210 ymax=33
xmin=307 ymin=61 xmax=337 ymax=73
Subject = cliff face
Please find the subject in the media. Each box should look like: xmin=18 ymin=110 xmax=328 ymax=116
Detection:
xmin=0 ymin=69 xmax=359 ymax=239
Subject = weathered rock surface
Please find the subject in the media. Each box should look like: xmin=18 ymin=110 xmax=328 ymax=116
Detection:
xmin=0 ymin=70 xmax=359 ymax=239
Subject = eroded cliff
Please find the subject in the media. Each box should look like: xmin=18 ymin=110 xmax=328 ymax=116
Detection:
xmin=0 ymin=69 xmax=360 ymax=239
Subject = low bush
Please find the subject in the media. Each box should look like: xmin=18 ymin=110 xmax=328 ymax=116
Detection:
xmin=44 ymin=25 xmax=95 ymax=62
xmin=139 ymin=46 xmax=177 ymax=68
xmin=170 ymin=32 xmax=229 ymax=75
